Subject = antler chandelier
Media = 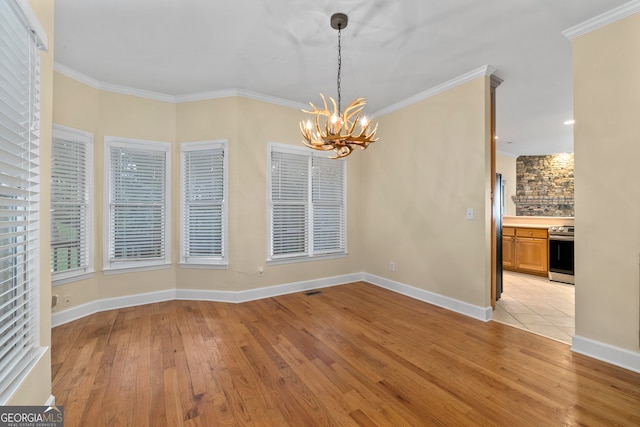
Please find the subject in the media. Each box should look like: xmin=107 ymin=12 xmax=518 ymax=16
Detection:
xmin=300 ymin=13 xmax=378 ymax=159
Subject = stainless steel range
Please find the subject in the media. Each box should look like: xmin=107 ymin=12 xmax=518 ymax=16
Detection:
xmin=548 ymin=225 xmax=574 ymax=284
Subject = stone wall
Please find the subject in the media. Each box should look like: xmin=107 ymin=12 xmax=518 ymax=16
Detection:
xmin=513 ymin=154 xmax=574 ymax=216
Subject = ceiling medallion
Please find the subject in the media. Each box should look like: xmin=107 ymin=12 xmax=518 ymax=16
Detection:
xmin=300 ymin=13 xmax=378 ymax=159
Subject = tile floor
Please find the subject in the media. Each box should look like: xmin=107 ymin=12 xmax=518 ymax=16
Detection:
xmin=493 ymin=270 xmax=575 ymax=344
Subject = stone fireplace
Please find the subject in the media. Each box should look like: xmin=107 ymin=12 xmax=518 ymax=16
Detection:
xmin=512 ymin=154 xmax=574 ymax=216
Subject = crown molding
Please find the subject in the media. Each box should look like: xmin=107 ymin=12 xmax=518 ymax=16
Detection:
xmin=562 ymin=0 xmax=640 ymax=40
xmin=99 ymin=81 xmax=176 ymax=103
xmin=54 ymin=62 xmax=498 ymax=115
xmin=54 ymin=62 xmax=107 ymax=90
xmin=372 ymin=65 xmax=497 ymax=118
xmin=176 ymin=88 xmax=308 ymax=110
xmin=55 ymin=62 xmax=309 ymax=109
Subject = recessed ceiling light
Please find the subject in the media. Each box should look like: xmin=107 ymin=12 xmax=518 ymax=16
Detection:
xmin=564 ymin=119 xmax=575 ymax=125
xmin=494 ymin=136 xmax=499 ymax=140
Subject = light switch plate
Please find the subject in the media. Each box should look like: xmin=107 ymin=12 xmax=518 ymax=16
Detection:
xmin=466 ymin=208 xmax=474 ymax=220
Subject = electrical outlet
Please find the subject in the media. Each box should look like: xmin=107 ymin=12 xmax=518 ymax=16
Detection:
xmin=63 ymin=295 xmax=71 ymax=308
xmin=258 ymin=266 xmax=264 ymax=277
xmin=466 ymin=207 xmax=474 ymax=220
xmin=389 ymin=261 xmax=395 ymax=272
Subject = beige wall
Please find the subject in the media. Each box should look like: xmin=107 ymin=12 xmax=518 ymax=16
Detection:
xmin=9 ymin=0 xmax=54 ymax=405
xmin=362 ymin=77 xmax=492 ymax=308
xmin=52 ymin=74 xmax=178 ymax=307
xmin=573 ymin=13 xmax=640 ymax=352
xmin=52 ymin=76 xmax=365 ymax=311
xmin=175 ymin=97 xmax=364 ymax=292
xmin=496 ymin=153 xmax=517 ymax=216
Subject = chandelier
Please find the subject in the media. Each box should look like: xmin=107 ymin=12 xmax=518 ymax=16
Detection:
xmin=300 ymin=13 xmax=378 ymax=159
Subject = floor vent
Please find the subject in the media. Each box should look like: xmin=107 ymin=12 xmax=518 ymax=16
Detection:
xmin=304 ymin=290 xmax=323 ymax=296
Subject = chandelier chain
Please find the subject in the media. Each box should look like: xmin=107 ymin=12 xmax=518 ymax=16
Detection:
xmin=337 ymin=25 xmax=342 ymax=114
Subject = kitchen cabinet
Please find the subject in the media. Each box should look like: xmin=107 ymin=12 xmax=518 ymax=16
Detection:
xmin=502 ymin=227 xmax=515 ymax=268
xmin=503 ymin=226 xmax=548 ymax=277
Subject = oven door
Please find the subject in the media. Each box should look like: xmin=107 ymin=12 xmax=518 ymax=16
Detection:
xmin=549 ymin=237 xmax=574 ymax=275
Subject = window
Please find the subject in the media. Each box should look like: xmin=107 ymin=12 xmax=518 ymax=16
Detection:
xmin=268 ymin=143 xmax=347 ymax=262
xmin=51 ymin=125 xmax=94 ymax=284
xmin=180 ymin=141 xmax=228 ymax=266
xmin=104 ymin=137 xmax=171 ymax=272
xmin=0 ymin=0 xmax=47 ymax=401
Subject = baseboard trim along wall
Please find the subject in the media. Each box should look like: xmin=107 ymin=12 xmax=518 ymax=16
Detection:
xmin=363 ymin=273 xmax=494 ymax=322
xmin=51 ymin=273 xmax=363 ymax=327
xmin=572 ymin=335 xmax=640 ymax=374
xmin=51 ymin=274 xmax=640 ymax=374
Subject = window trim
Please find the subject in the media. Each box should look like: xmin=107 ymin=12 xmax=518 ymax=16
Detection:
xmin=103 ymin=136 xmax=172 ymax=273
xmin=179 ymin=140 xmax=229 ymax=267
xmin=51 ymin=124 xmax=95 ymax=285
xmin=267 ymin=142 xmax=348 ymax=264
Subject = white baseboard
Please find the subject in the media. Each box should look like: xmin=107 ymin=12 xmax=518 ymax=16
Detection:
xmin=363 ymin=273 xmax=493 ymax=322
xmin=176 ymin=273 xmax=364 ymax=302
xmin=51 ymin=274 xmax=640 ymax=374
xmin=51 ymin=289 xmax=177 ymax=327
xmin=572 ymin=335 xmax=640 ymax=374
xmin=52 ymin=274 xmax=364 ymax=327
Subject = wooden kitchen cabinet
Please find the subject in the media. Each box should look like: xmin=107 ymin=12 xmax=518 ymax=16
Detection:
xmin=503 ymin=226 xmax=548 ymax=277
xmin=502 ymin=227 xmax=515 ymax=268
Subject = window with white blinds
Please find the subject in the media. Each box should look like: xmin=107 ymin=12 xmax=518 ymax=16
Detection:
xmin=51 ymin=125 xmax=93 ymax=284
xmin=180 ymin=141 xmax=228 ymax=266
xmin=268 ymin=144 xmax=346 ymax=261
xmin=0 ymin=0 xmax=47 ymax=402
xmin=104 ymin=137 xmax=171 ymax=272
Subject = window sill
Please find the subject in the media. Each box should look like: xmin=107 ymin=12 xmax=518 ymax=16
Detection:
xmin=179 ymin=262 xmax=228 ymax=270
xmin=267 ymin=252 xmax=347 ymax=266
xmin=52 ymin=270 xmax=95 ymax=287
xmin=102 ymin=263 xmax=172 ymax=275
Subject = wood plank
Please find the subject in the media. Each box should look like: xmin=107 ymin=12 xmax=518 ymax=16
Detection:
xmin=52 ymin=282 xmax=640 ymax=427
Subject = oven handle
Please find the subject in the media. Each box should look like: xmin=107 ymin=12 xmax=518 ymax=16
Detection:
xmin=549 ymin=235 xmax=574 ymax=241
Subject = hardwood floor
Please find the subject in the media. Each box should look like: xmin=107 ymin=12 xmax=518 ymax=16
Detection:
xmin=52 ymin=282 xmax=640 ymax=426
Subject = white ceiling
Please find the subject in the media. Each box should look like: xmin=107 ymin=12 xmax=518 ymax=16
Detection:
xmin=53 ymin=0 xmax=626 ymax=156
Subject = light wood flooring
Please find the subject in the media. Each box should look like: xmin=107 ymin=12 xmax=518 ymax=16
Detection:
xmin=52 ymin=281 xmax=640 ymax=426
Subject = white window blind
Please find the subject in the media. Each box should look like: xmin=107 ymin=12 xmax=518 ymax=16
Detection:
xmin=104 ymin=138 xmax=171 ymax=272
xmin=268 ymin=144 xmax=346 ymax=261
xmin=181 ymin=141 xmax=227 ymax=265
xmin=312 ymin=156 xmax=346 ymax=254
xmin=51 ymin=125 xmax=93 ymax=283
xmin=0 ymin=0 xmax=46 ymax=401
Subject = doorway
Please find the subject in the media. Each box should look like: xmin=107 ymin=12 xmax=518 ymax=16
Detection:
xmin=494 ymin=271 xmax=574 ymax=344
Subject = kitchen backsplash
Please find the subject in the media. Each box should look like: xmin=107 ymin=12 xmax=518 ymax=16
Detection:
xmin=512 ymin=154 xmax=574 ymax=216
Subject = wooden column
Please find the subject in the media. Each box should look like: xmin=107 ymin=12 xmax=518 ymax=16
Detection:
xmin=490 ymin=73 xmax=503 ymax=310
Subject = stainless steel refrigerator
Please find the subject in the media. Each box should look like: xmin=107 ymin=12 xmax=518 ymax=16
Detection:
xmin=495 ymin=173 xmax=503 ymax=300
